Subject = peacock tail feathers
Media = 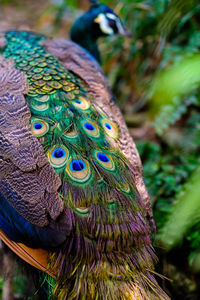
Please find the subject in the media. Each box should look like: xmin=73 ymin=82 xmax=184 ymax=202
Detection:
xmin=0 ymin=30 xmax=169 ymax=299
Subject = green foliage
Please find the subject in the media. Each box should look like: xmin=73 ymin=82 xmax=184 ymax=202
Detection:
xmin=96 ymin=0 xmax=200 ymax=275
xmin=100 ymin=0 xmax=200 ymax=133
xmin=0 ymin=266 xmax=31 ymax=299
xmin=159 ymin=167 xmax=200 ymax=250
xmin=137 ymin=138 xmax=200 ymax=229
xmin=157 ymin=0 xmax=198 ymax=39
xmin=99 ymin=0 xmax=169 ymax=109
xmin=0 ymin=277 xmax=3 ymax=299
xmin=137 ymin=104 xmax=200 ymax=266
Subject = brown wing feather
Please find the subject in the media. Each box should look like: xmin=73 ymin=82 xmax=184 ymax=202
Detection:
xmin=0 ymin=56 xmax=64 ymax=227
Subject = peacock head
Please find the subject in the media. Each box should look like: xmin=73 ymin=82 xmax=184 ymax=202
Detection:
xmin=70 ymin=0 xmax=131 ymax=63
xmin=90 ymin=2 xmax=131 ymax=38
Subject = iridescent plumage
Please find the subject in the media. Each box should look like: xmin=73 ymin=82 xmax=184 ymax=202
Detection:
xmin=0 ymin=8 xmax=169 ymax=300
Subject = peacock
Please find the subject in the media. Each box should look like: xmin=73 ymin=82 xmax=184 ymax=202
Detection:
xmin=70 ymin=1 xmax=131 ymax=63
xmin=0 ymin=1 xmax=169 ymax=299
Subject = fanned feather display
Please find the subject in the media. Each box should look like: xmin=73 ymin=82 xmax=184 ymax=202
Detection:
xmin=0 ymin=31 xmax=169 ymax=299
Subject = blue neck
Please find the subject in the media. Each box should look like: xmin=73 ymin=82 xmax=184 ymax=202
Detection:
xmin=71 ymin=32 xmax=101 ymax=63
xmin=70 ymin=7 xmax=105 ymax=64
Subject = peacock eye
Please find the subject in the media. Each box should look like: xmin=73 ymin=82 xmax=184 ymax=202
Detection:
xmin=82 ymin=120 xmax=100 ymax=138
xmin=108 ymin=20 xmax=116 ymax=28
xmin=48 ymin=145 xmax=69 ymax=168
xmin=97 ymin=152 xmax=110 ymax=163
xmin=66 ymin=157 xmax=91 ymax=183
xmin=71 ymin=159 xmax=85 ymax=171
xmin=34 ymin=123 xmax=43 ymax=130
xmin=101 ymin=119 xmax=119 ymax=139
xmin=94 ymin=150 xmax=115 ymax=171
xmin=31 ymin=102 xmax=49 ymax=112
xmin=105 ymin=123 xmax=112 ymax=130
xmin=84 ymin=122 xmax=95 ymax=131
xmin=71 ymin=97 xmax=90 ymax=110
xmin=53 ymin=149 xmax=65 ymax=158
xmin=31 ymin=119 xmax=49 ymax=137
xmin=75 ymin=100 xmax=81 ymax=104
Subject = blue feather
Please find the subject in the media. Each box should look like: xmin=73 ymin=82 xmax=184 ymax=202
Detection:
xmin=0 ymin=191 xmax=66 ymax=249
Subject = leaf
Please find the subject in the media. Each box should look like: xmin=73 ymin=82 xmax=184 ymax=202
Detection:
xmin=159 ymin=167 xmax=200 ymax=250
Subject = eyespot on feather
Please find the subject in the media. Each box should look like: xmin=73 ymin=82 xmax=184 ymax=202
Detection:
xmin=113 ymin=175 xmax=131 ymax=194
xmin=65 ymin=157 xmax=91 ymax=183
xmin=48 ymin=145 xmax=69 ymax=168
xmin=82 ymin=120 xmax=100 ymax=138
xmin=64 ymin=128 xmax=78 ymax=139
xmin=101 ymin=119 xmax=118 ymax=139
xmin=71 ymin=97 xmax=90 ymax=110
xmin=37 ymin=95 xmax=49 ymax=102
xmin=75 ymin=207 xmax=90 ymax=215
xmin=118 ymin=179 xmax=131 ymax=194
xmin=31 ymin=119 xmax=49 ymax=137
xmin=94 ymin=150 xmax=115 ymax=171
xmin=31 ymin=102 xmax=49 ymax=112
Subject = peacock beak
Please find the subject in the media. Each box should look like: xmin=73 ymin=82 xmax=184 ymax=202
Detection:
xmin=115 ymin=17 xmax=132 ymax=38
xmin=118 ymin=26 xmax=132 ymax=37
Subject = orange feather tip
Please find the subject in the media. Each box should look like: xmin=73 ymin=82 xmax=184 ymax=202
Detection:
xmin=0 ymin=229 xmax=56 ymax=278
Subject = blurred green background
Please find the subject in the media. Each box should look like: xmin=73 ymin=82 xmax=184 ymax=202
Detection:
xmin=1 ymin=0 xmax=200 ymax=299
